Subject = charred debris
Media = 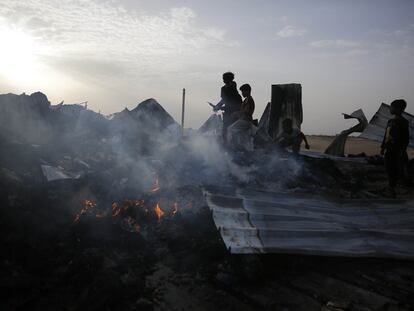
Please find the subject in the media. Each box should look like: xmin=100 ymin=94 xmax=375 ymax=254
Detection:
xmin=1 ymin=91 xmax=413 ymax=311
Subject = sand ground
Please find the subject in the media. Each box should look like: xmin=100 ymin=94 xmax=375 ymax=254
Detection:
xmin=306 ymin=135 xmax=414 ymax=158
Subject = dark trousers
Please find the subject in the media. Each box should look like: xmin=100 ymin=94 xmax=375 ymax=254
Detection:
xmin=222 ymin=113 xmax=236 ymax=145
xmin=385 ymin=149 xmax=407 ymax=188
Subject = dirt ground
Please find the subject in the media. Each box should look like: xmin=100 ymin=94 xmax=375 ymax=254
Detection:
xmin=306 ymin=135 xmax=414 ymax=158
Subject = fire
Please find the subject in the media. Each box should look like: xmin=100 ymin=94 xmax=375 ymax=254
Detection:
xmin=154 ymin=203 xmax=165 ymax=222
xmin=124 ymin=216 xmax=140 ymax=233
xmin=172 ymin=202 xmax=179 ymax=216
xmin=133 ymin=199 xmax=145 ymax=207
xmin=74 ymin=200 xmax=96 ymax=223
xmin=112 ymin=202 xmax=121 ymax=217
xmin=75 ymin=198 xmax=180 ymax=230
xmin=112 ymin=200 xmax=145 ymax=217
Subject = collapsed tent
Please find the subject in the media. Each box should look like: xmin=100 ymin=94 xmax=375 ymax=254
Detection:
xmin=360 ymin=103 xmax=414 ymax=148
xmin=324 ymin=109 xmax=368 ymax=157
xmin=41 ymin=165 xmax=81 ymax=182
xmin=227 ymin=119 xmax=258 ymax=152
xmin=198 ymin=113 xmax=222 ymax=135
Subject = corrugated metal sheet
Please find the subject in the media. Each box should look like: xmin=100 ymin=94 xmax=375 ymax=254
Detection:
xmin=360 ymin=103 xmax=414 ymax=148
xmin=203 ymin=186 xmax=414 ymax=259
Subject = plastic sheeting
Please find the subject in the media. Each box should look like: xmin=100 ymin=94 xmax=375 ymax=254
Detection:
xmin=41 ymin=165 xmax=80 ymax=182
xmin=325 ymin=109 xmax=368 ymax=156
xmin=198 ymin=114 xmax=222 ymax=136
xmin=360 ymin=103 xmax=414 ymax=149
xmin=226 ymin=119 xmax=258 ymax=152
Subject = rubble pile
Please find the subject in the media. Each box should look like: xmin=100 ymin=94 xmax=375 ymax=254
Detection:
xmin=1 ymin=92 xmax=413 ymax=310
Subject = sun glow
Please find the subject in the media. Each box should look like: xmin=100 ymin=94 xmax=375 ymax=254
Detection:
xmin=0 ymin=26 xmax=46 ymax=84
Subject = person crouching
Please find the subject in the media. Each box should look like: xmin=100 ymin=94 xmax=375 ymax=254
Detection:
xmin=276 ymin=118 xmax=310 ymax=154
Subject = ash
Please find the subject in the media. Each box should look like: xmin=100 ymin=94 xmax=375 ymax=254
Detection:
xmin=1 ymin=92 xmax=413 ymax=311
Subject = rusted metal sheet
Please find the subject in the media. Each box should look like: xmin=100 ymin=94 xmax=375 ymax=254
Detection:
xmin=258 ymin=84 xmax=302 ymax=140
xmin=203 ymin=186 xmax=414 ymax=259
xmin=360 ymin=103 xmax=414 ymax=148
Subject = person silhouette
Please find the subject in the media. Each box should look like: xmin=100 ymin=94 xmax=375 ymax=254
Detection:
xmin=276 ymin=118 xmax=310 ymax=154
xmin=213 ymin=72 xmax=242 ymax=145
xmin=239 ymin=83 xmax=255 ymax=123
xmin=381 ymin=99 xmax=410 ymax=197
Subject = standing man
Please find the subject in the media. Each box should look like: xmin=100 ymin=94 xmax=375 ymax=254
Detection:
xmin=381 ymin=99 xmax=410 ymax=197
xmin=213 ymin=72 xmax=242 ymax=144
xmin=239 ymin=83 xmax=255 ymax=123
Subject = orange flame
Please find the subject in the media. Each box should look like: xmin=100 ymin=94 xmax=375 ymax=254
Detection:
xmin=154 ymin=203 xmax=165 ymax=222
xmin=74 ymin=200 xmax=96 ymax=223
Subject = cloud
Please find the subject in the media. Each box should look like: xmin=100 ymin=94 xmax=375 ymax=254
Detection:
xmin=276 ymin=25 xmax=307 ymax=38
xmin=46 ymin=56 xmax=127 ymax=79
xmin=308 ymin=39 xmax=374 ymax=58
xmin=394 ymin=29 xmax=410 ymax=37
xmin=0 ymin=1 xmax=234 ymax=75
xmin=309 ymin=39 xmax=360 ymax=48
xmin=278 ymin=16 xmax=289 ymax=23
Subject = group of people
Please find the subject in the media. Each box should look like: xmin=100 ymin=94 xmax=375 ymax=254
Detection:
xmin=212 ymin=72 xmax=255 ymax=142
xmin=212 ymin=71 xmax=309 ymax=153
xmin=211 ymin=72 xmax=410 ymax=197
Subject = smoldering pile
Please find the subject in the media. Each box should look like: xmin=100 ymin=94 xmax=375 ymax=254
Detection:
xmin=2 ymin=92 xmax=410 ymax=311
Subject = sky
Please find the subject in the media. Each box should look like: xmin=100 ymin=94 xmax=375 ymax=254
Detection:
xmin=0 ymin=0 xmax=413 ymax=134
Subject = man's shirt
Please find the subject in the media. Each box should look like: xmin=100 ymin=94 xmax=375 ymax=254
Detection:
xmin=220 ymin=82 xmax=242 ymax=114
xmin=241 ymin=95 xmax=255 ymax=121
xmin=382 ymin=116 xmax=409 ymax=151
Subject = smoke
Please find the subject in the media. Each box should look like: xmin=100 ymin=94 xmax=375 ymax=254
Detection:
xmin=0 ymin=91 xmax=318 ymax=218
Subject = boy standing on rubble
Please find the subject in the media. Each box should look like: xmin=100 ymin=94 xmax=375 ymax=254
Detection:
xmin=381 ymin=99 xmax=410 ymax=197
xmin=276 ymin=118 xmax=310 ymax=154
xmin=239 ymin=84 xmax=255 ymax=123
xmin=213 ymin=72 xmax=242 ymax=144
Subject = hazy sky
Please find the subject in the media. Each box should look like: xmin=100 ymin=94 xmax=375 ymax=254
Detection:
xmin=0 ymin=0 xmax=413 ymax=134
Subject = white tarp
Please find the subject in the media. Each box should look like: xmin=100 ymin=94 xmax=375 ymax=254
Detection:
xmin=198 ymin=114 xmax=222 ymax=136
xmin=360 ymin=103 xmax=414 ymax=149
xmin=227 ymin=119 xmax=258 ymax=152
xmin=324 ymin=109 xmax=368 ymax=156
xmin=41 ymin=165 xmax=80 ymax=182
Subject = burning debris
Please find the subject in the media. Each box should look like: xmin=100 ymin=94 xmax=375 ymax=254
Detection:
xmin=154 ymin=203 xmax=165 ymax=222
xmin=0 ymin=91 xmax=413 ymax=311
xmin=73 ymin=199 xmax=97 ymax=223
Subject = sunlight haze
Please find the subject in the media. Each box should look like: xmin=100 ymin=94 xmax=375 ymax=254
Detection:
xmin=0 ymin=0 xmax=413 ymax=134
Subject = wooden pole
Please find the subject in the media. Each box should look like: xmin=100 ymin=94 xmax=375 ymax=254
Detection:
xmin=181 ymin=88 xmax=185 ymax=136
